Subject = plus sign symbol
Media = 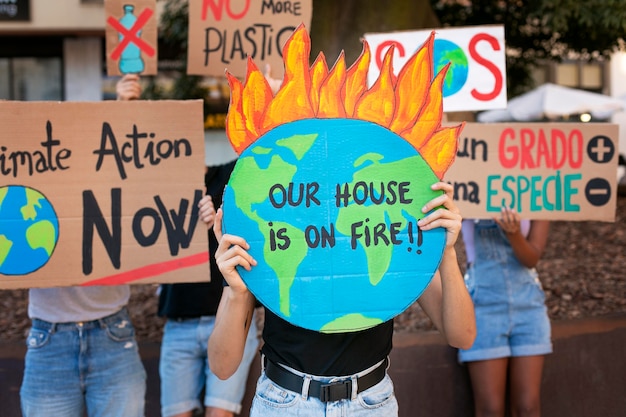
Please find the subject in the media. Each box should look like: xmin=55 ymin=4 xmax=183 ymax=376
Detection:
xmin=585 ymin=135 xmax=615 ymax=207
xmin=587 ymin=135 xmax=615 ymax=163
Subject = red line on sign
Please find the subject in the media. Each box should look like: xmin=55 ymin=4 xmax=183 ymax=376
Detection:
xmin=81 ymin=252 xmax=209 ymax=286
xmin=108 ymin=8 xmax=155 ymax=60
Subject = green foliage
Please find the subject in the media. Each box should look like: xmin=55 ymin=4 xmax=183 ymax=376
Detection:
xmin=535 ymin=0 xmax=626 ymax=55
xmin=141 ymin=0 xmax=214 ymax=117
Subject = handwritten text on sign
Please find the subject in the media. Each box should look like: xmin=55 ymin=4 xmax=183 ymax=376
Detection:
xmin=445 ymin=123 xmax=618 ymax=221
xmin=0 ymin=101 xmax=207 ymax=289
xmin=187 ymin=0 xmax=313 ymax=77
xmin=265 ymin=180 xmax=421 ymax=251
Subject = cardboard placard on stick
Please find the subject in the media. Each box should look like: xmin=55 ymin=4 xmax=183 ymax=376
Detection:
xmin=187 ymin=0 xmax=313 ymax=78
xmin=0 ymin=100 xmax=207 ymax=289
xmin=445 ymin=122 xmax=619 ymax=222
xmin=105 ymin=0 xmax=158 ymax=76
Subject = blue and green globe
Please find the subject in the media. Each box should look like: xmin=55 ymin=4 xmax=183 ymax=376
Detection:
xmin=433 ymin=39 xmax=469 ymax=97
xmin=0 ymin=185 xmax=59 ymax=275
xmin=222 ymin=119 xmax=446 ymax=333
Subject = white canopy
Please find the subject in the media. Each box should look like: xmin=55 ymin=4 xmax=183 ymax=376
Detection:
xmin=477 ymin=83 xmax=625 ymax=122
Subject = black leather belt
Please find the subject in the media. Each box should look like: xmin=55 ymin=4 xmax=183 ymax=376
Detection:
xmin=264 ymin=358 xmax=388 ymax=402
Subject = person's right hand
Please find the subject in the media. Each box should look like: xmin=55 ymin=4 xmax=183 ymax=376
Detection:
xmin=213 ymin=208 xmax=256 ymax=294
xmin=264 ymin=63 xmax=282 ymax=94
xmin=116 ymin=74 xmax=142 ymax=101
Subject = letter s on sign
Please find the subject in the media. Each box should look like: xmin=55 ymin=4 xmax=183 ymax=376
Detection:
xmin=468 ymin=33 xmax=503 ymax=101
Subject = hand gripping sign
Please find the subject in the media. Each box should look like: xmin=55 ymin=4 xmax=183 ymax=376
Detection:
xmin=221 ymin=26 xmax=463 ymax=333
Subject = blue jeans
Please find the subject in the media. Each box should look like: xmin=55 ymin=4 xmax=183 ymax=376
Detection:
xmin=160 ymin=314 xmax=259 ymax=416
xmin=250 ymin=361 xmax=398 ymax=416
xmin=20 ymin=308 xmax=146 ymax=417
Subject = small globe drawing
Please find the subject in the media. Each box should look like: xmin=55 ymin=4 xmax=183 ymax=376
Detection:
xmin=0 ymin=185 xmax=59 ymax=275
xmin=433 ymin=39 xmax=469 ymax=97
xmin=223 ymin=119 xmax=446 ymax=333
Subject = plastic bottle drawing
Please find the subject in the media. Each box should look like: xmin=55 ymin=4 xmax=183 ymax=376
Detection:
xmin=118 ymin=5 xmax=144 ymax=74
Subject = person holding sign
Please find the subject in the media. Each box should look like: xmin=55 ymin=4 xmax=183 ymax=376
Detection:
xmin=19 ymin=74 xmax=150 ymax=417
xmin=458 ymin=209 xmax=552 ymax=417
xmin=157 ymin=161 xmax=260 ymax=417
xmin=19 ymin=289 xmax=146 ymax=417
xmin=207 ymin=181 xmax=476 ymax=416
xmin=116 ymin=74 xmax=259 ymax=417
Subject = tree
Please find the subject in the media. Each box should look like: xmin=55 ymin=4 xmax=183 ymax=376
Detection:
xmin=141 ymin=0 xmax=221 ymax=119
xmin=430 ymin=0 xmax=626 ymax=97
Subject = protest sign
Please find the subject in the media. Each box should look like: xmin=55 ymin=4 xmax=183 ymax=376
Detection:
xmin=186 ymin=0 xmax=313 ymax=78
xmin=364 ymin=25 xmax=506 ymax=112
xmin=220 ymin=27 xmax=462 ymax=333
xmin=0 ymin=100 xmax=207 ymax=289
xmin=446 ymin=122 xmax=618 ymax=221
xmin=105 ymin=0 xmax=158 ymax=76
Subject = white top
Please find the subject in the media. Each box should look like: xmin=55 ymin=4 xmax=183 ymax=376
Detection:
xmin=462 ymin=219 xmax=531 ymax=265
xmin=28 ymin=286 xmax=130 ymax=323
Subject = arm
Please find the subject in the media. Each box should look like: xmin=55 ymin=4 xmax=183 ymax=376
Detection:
xmin=494 ymin=207 xmax=550 ymax=268
xmin=416 ymin=182 xmax=476 ymax=349
xmin=207 ymin=208 xmax=257 ymax=380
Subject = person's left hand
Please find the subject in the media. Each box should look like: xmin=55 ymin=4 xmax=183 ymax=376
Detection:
xmin=417 ymin=181 xmax=462 ymax=247
xmin=198 ymin=195 xmax=215 ymax=229
xmin=494 ymin=205 xmax=521 ymax=235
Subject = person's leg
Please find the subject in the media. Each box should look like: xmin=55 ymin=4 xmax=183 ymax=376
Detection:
xmin=20 ymin=324 xmax=85 ymax=417
xmin=508 ymin=355 xmax=544 ymax=417
xmin=205 ymin=406 xmax=234 ymax=417
xmin=85 ymin=310 xmax=146 ymax=417
xmin=160 ymin=319 xmax=205 ymax=417
xmin=466 ymin=358 xmax=510 ymax=417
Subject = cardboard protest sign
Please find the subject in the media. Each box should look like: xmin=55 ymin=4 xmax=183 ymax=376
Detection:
xmin=187 ymin=0 xmax=313 ymax=78
xmin=364 ymin=25 xmax=506 ymax=112
xmin=0 ymin=100 xmax=207 ymax=289
xmin=221 ymin=26 xmax=463 ymax=333
xmin=446 ymin=122 xmax=618 ymax=221
xmin=105 ymin=0 xmax=158 ymax=76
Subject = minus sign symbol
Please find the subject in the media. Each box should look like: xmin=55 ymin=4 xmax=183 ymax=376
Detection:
xmin=589 ymin=188 xmax=609 ymax=195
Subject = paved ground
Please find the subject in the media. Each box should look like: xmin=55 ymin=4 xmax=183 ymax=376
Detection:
xmin=2 ymin=314 xmax=626 ymax=417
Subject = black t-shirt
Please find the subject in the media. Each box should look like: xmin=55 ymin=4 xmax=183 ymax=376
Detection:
xmin=261 ymin=309 xmax=393 ymax=376
xmin=157 ymin=160 xmax=236 ymax=319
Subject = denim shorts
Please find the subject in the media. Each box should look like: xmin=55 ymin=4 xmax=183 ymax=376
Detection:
xmin=160 ymin=313 xmax=259 ymax=416
xmin=458 ymin=221 xmax=553 ymax=363
xmin=20 ymin=308 xmax=146 ymax=417
xmin=250 ymin=360 xmax=398 ymax=417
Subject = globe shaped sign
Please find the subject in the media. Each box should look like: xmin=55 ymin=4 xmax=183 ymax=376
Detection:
xmin=0 ymin=185 xmax=59 ymax=275
xmin=222 ymin=118 xmax=446 ymax=333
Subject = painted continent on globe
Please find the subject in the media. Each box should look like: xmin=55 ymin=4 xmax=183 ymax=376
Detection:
xmin=433 ymin=38 xmax=469 ymax=97
xmin=223 ymin=119 xmax=446 ymax=332
xmin=221 ymin=25 xmax=462 ymax=333
xmin=0 ymin=185 xmax=59 ymax=276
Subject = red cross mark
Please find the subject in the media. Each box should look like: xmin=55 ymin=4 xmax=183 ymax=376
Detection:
xmin=107 ymin=7 xmax=156 ymax=61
